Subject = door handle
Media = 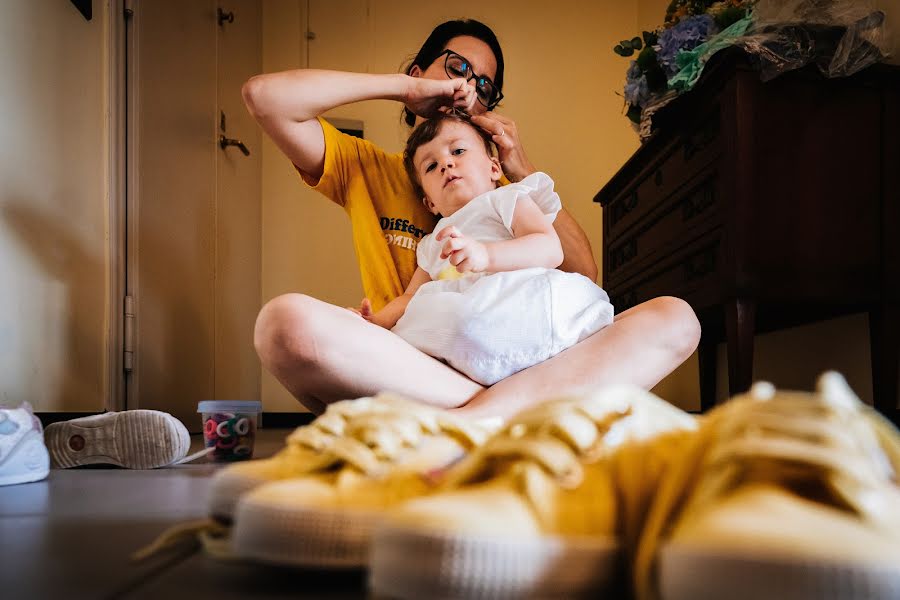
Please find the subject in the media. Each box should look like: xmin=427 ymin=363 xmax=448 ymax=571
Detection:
xmin=219 ymin=135 xmax=250 ymax=156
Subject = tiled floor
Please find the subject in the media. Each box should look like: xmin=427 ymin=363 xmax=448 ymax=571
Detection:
xmin=0 ymin=430 xmax=366 ymax=599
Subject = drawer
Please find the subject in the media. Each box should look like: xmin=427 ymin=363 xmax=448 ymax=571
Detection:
xmin=607 ymin=230 xmax=723 ymax=313
xmin=606 ymin=171 xmax=721 ymax=284
xmin=605 ymin=106 xmax=723 ymax=245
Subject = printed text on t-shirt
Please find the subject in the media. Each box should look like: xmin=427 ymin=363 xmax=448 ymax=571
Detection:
xmin=381 ymin=217 xmax=428 ymax=253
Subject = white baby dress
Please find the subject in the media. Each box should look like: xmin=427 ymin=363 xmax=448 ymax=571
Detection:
xmin=391 ymin=172 xmax=614 ymax=385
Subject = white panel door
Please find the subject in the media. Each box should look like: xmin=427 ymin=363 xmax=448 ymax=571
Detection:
xmin=215 ymin=1 xmax=262 ymax=402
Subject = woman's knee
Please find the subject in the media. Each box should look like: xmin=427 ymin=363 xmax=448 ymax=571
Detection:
xmin=645 ymin=296 xmax=701 ymax=359
xmin=254 ymin=294 xmax=326 ymax=368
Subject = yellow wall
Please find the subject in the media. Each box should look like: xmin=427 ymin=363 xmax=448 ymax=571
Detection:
xmin=261 ymin=0 xmax=899 ymax=412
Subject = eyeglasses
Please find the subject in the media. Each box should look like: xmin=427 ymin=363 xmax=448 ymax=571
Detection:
xmin=436 ymin=49 xmax=503 ymax=110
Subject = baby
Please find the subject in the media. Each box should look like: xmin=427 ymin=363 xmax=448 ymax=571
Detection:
xmin=352 ymin=113 xmax=614 ymax=385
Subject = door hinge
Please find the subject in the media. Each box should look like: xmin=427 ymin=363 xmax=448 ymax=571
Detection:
xmin=124 ymin=0 xmax=134 ymax=19
xmin=124 ymin=295 xmax=135 ymax=372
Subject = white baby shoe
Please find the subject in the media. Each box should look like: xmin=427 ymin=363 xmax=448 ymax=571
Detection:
xmin=45 ymin=410 xmax=190 ymax=470
xmin=0 ymin=402 xmax=50 ymax=486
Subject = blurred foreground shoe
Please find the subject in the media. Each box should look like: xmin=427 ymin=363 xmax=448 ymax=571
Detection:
xmin=207 ymin=396 xmax=395 ymax=522
xmin=231 ymin=394 xmax=494 ymax=568
xmin=44 ymin=410 xmax=190 ymax=469
xmin=369 ymin=385 xmax=698 ymax=599
xmin=635 ymin=372 xmax=900 ymax=600
xmin=0 ymin=402 xmax=50 ymax=486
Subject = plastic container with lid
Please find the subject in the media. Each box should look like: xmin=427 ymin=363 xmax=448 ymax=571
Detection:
xmin=197 ymin=400 xmax=262 ymax=462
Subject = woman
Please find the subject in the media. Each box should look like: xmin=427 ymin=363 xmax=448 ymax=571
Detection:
xmin=243 ymin=19 xmax=701 ymax=418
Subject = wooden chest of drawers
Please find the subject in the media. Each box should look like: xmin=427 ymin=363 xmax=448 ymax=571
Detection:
xmin=595 ymin=49 xmax=899 ymax=423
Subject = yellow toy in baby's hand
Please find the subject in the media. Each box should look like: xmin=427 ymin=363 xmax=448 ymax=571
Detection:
xmin=438 ymin=265 xmax=464 ymax=281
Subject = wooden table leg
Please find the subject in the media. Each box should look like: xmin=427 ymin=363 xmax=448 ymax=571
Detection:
xmin=870 ymin=302 xmax=899 ymax=426
xmin=725 ymin=297 xmax=756 ymax=398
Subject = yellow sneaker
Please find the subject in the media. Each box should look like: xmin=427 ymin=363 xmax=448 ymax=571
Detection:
xmin=207 ymin=396 xmax=390 ymax=521
xmin=230 ymin=395 xmax=493 ymax=568
xmin=635 ymin=372 xmax=900 ymax=600
xmin=369 ymin=385 xmax=697 ymax=599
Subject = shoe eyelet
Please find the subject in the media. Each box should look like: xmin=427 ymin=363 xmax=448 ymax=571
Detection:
xmin=510 ymin=424 xmax=527 ymax=438
xmin=558 ymin=464 xmax=584 ymax=489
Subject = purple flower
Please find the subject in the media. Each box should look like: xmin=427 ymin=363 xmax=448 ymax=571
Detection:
xmin=627 ymin=60 xmax=643 ymax=81
xmin=655 ymin=14 xmax=718 ymax=77
xmin=624 ymin=61 xmax=650 ymax=108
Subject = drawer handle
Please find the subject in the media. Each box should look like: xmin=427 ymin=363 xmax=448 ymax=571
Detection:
xmin=683 ymin=247 xmax=717 ymax=282
xmin=682 ymin=182 xmax=716 ymax=221
xmin=683 ymin=112 xmax=720 ymax=162
xmin=610 ymin=191 xmax=639 ymax=228
xmin=610 ymin=238 xmax=638 ymax=270
xmin=625 ymin=191 xmax=639 ymax=211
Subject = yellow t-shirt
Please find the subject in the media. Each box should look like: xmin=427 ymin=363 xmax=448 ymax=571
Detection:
xmin=298 ymin=117 xmax=438 ymax=311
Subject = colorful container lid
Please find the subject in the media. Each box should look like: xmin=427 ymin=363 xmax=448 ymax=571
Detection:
xmin=197 ymin=400 xmax=262 ymax=413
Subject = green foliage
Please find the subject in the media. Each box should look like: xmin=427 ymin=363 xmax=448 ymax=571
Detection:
xmin=613 ymin=36 xmax=644 ymax=57
xmin=619 ymin=0 xmax=756 ymax=125
xmin=665 ymin=0 xmax=718 ymax=24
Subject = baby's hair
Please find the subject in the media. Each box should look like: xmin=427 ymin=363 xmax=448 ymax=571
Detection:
xmin=403 ymin=113 xmax=495 ymax=199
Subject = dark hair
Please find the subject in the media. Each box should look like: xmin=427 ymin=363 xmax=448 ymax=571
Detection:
xmin=402 ymin=19 xmax=505 ymax=127
xmin=403 ymin=113 xmax=494 ymax=199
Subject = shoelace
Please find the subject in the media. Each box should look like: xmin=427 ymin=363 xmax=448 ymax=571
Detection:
xmin=300 ymin=399 xmax=489 ymax=477
xmin=634 ymin=373 xmax=900 ymax=600
xmin=281 ymin=396 xmax=381 ymax=453
xmin=442 ymin=396 xmax=638 ymax=491
xmin=688 ymin=378 xmax=900 ymax=527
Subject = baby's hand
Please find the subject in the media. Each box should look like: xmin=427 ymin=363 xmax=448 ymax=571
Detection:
xmin=436 ymin=226 xmax=489 ymax=273
xmin=346 ymin=298 xmax=375 ymax=322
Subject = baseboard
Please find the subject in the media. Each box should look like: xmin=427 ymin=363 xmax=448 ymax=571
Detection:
xmin=260 ymin=412 xmax=315 ymax=428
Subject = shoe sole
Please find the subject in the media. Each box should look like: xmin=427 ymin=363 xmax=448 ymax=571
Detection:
xmin=44 ymin=410 xmax=190 ymax=469
xmin=370 ymin=523 xmax=621 ymax=599
xmin=660 ymin=544 xmax=900 ymax=600
xmin=0 ymin=430 xmax=50 ymax=486
xmin=233 ymin=501 xmax=379 ymax=568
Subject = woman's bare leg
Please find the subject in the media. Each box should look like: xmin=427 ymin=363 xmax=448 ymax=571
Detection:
xmin=453 ymin=296 xmax=702 ymax=420
xmin=254 ymin=294 xmax=484 ymax=413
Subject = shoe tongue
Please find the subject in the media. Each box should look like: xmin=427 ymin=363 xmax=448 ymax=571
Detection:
xmin=444 ymin=387 xmax=699 ymax=488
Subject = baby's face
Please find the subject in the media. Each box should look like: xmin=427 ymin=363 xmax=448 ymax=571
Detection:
xmin=413 ymin=120 xmax=501 ymax=217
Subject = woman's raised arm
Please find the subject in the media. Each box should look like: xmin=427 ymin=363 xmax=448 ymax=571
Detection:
xmin=242 ymin=70 xmax=476 ymax=178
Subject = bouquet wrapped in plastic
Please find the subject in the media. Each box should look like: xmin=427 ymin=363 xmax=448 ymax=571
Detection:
xmin=616 ymin=0 xmax=891 ymax=138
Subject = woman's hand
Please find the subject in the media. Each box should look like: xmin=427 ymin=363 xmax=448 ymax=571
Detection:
xmin=470 ymin=113 xmax=536 ymax=183
xmin=437 ymin=226 xmax=490 ymax=273
xmin=404 ymin=76 xmax=477 ymax=119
